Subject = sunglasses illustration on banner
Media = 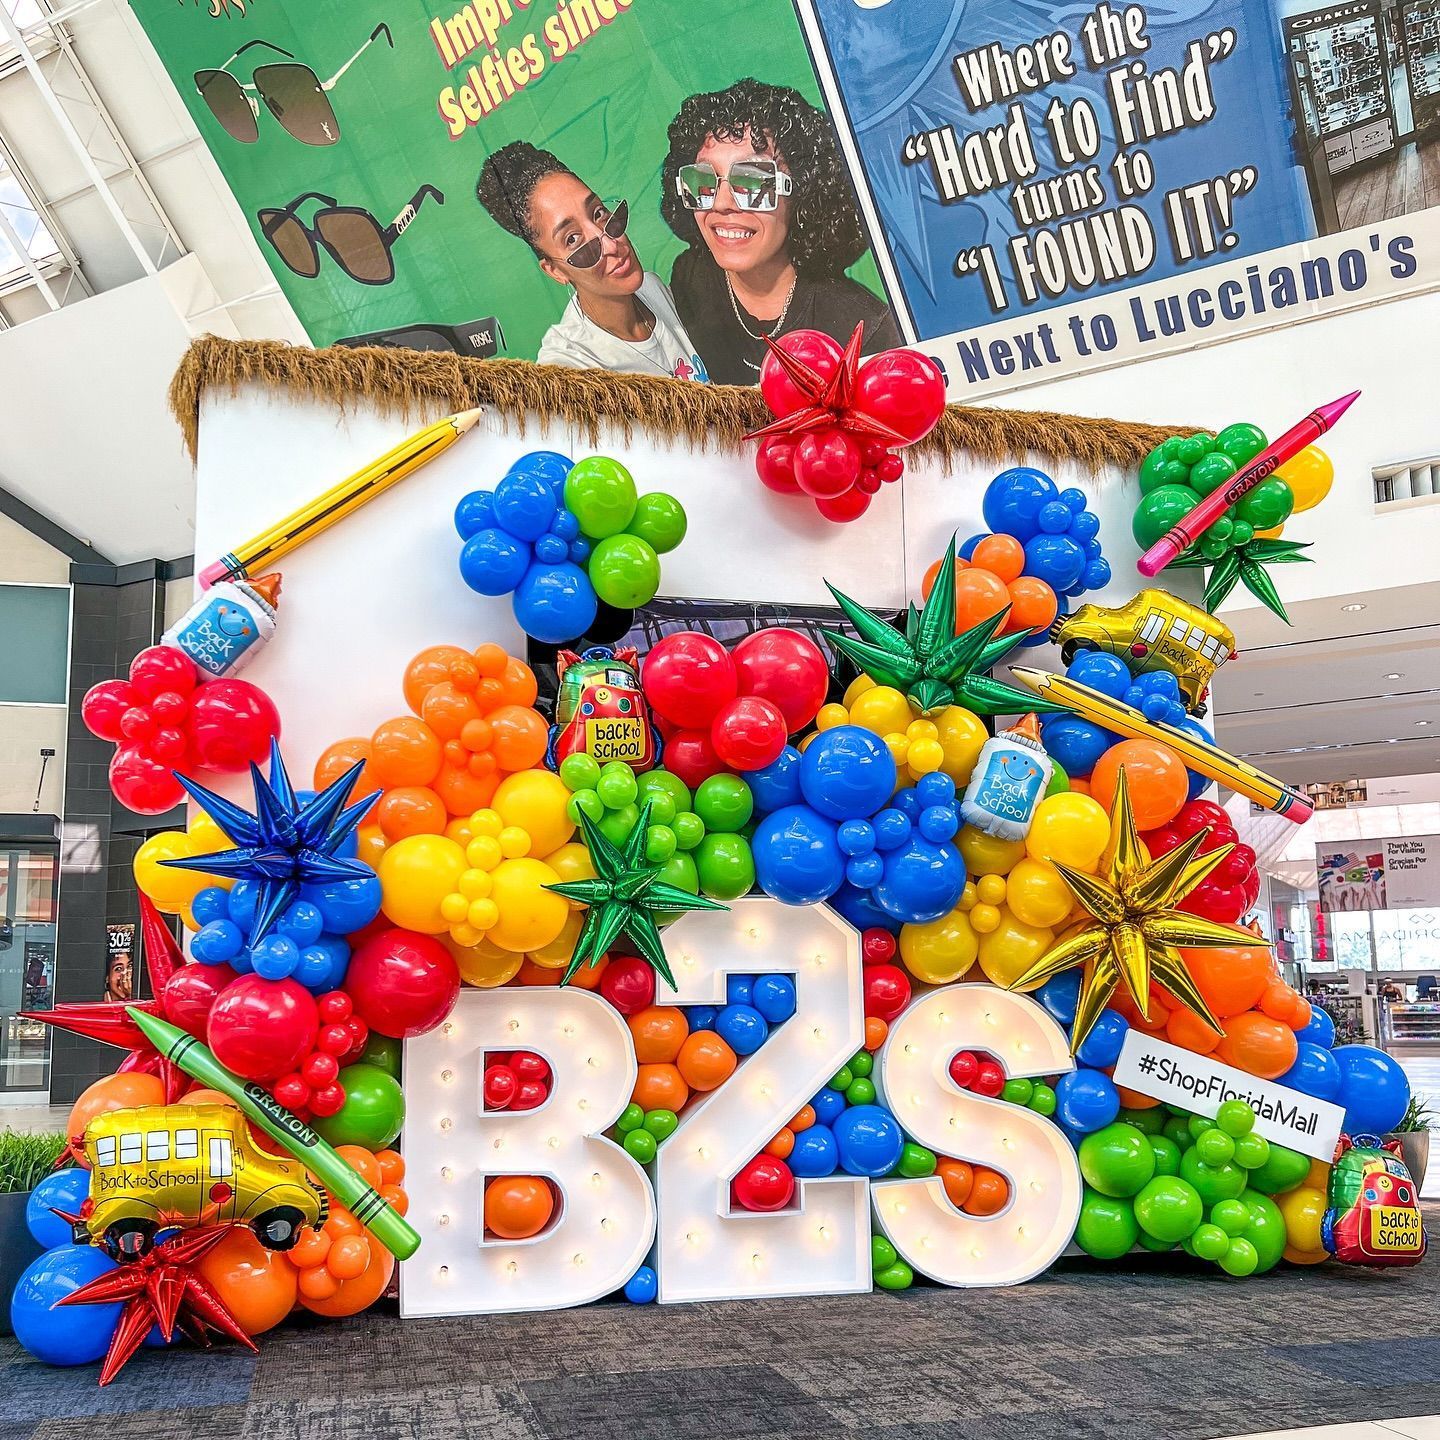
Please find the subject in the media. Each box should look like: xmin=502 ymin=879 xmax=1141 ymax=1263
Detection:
xmin=675 ymin=159 xmax=793 ymax=213
xmin=259 ymin=186 xmax=444 ymax=286
xmin=561 ymin=199 xmax=630 ymax=270
xmin=195 ymin=23 xmax=393 ymax=146
xmin=335 ymin=316 xmax=505 ymax=357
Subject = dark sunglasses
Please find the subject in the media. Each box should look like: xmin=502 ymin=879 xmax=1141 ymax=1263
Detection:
xmin=259 ymin=185 xmax=443 ymax=286
xmin=675 ymin=159 xmax=792 ymax=212
xmin=562 ymin=200 xmax=629 ymax=270
xmin=196 ymin=25 xmax=392 ymax=146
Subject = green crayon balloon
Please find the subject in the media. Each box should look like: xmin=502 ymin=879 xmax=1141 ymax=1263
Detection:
xmin=127 ymin=1006 xmax=421 ymax=1261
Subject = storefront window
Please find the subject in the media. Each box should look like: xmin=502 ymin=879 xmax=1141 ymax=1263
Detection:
xmin=0 ymin=841 xmax=59 ymax=1097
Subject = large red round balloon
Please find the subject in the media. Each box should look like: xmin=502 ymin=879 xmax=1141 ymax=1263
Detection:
xmin=710 ymin=696 xmax=787 ymax=772
xmin=81 ymin=679 xmax=133 ymax=742
xmin=755 ymin=435 xmax=801 ymax=495
xmin=163 ymin=961 xmax=239 ymax=1038
xmin=731 ymin=1154 xmax=796 ymax=1212
xmin=599 ymin=956 xmax=656 ymax=1016
xmin=793 ymin=428 xmax=860 ymax=500
xmin=864 ymin=963 xmax=912 ymax=1021
xmin=129 ymin=646 xmax=197 ymax=702
xmin=110 ymin=745 xmax=186 ymax=815
xmin=346 ymin=928 xmax=460 ymax=1038
xmin=663 ymin=729 xmax=729 ymax=790
xmin=642 ymin=633 xmax=737 ymax=729
xmin=207 ymin=975 xmax=318 ymax=1080
xmin=189 ymin=679 xmax=281 ymax=773
xmin=759 ymin=329 xmax=843 ymax=419
xmin=852 ymin=350 xmax=947 ymax=443
xmin=732 ymin=629 xmax=829 ymax=733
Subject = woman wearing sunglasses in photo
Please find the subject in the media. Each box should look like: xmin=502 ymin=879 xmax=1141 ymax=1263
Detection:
xmin=660 ymin=78 xmax=900 ymax=385
xmin=477 ymin=141 xmax=707 ymax=381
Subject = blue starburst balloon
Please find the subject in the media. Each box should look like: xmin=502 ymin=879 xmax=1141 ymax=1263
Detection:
xmin=160 ymin=738 xmax=378 ymax=945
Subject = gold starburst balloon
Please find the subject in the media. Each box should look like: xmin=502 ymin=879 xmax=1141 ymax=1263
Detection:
xmin=1009 ymin=768 xmax=1258 ymax=1052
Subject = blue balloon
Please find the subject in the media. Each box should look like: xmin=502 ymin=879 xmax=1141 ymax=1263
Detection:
xmin=1279 ymin=1042 xmax=1343 ymax=1102
xmin=726 ymin=974 xmax=754 ymax=1007
xmin=227 ymin=878 xmax=258 ymax=931
xmin=873 ymin=838 xmax=966 ymax=924
xmin=191 ymin=919 xmax=244 ymax=964
xmin=1083 ymin=557 xmax=1112 ymax=591
xmin=983 ymin=467 xmax=1058 ymax=541
xmin=810 ymin=1086 xmax=847 ymax=1127
xmin=534 ymin=532 xmax=569 ymax=565
xmin=11 ymin=1245 xmax=122 ymax=1366
xmin=790 ymin=1123 xmax=839 ymax=1178
xmin=251 ymin=933 xmax=300 ymax=980
xmin=753 ymin=805 xmax=844 ymax=905
xmin=751 ymin=973 xmax=797 ymax=1025
xmin=747 ymin=746 xmax=803 ymax=814
xmin=686 ymin=1004 xmax=718 ymax=1032
xmin=1295 ymin=1005 xmax=1336 ymax=1050
xmin=1172 ymin=717 xmax=1216 ymax=800
xmin=1065 ymin=650 xmax=1131 ymax=699
xmin=623 ymin=1264 xmax=658 ymax=1304
xmin=958 ymin=533 xmax=986 ymax=560
xmin=832 ymin=1104 xmax=905 ymax=1177
xmin=1039 ymin=715 xmax=1113 ymax=777
xmin=1070 ymin=509 xmax=1100 ymax=540
xmin=1333 ymin=1044 xmax=1411 ymax=1137
xmin=1056 ymin=1068 xmax=1120 ymax=1134
xmin=1023 ymin=533 xmax=1086 ymax=591
xmin=1038 ymin=970 xmax=1082 ymax=1025
xmin=191 ymin=885 xmax=230 ymax=927
xmin=716 ymin=1004 xmax=769 ymax=1056
xmin=508 ymin=449 xmax=574 ymax=493
xmin=278 ymin=900 xmax=325 ymax=947
xmin=27 ymin=1170 xmax=90 ymax=1249
xmin=825 ymin=882 xmax=900 ymax=934
xmin=799 ymin=726 xmax=897 ymax=822
xmin=511 ymin=562 xmax=597 ymax=645
xmin=459 ymin=527 xmax=531 ymax=596
xmin=296 ymin=934 xmax=350 ymax=992
xmin=301 ymin=873 xmax=382 ymax=934
xmin=453 ymin=488 xmax=496 ymax=539
xmin=1038 ymin=500 xmax=1072 ymax=534
xmin=1076 ymin=1009 xmax=1129 ymax=1069
xmin=493 ymin=470 xmax=559 ymax=541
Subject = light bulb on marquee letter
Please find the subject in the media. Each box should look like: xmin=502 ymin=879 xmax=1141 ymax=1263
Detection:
xmin=401 ymin=987 xmax=656 ymax=1317
xmin=872 ymin=985 xmax=1080 ymax=1287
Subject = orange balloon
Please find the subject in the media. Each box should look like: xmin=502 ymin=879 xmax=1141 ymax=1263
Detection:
xmin=1115 ymin=1085 xmax=1162 ymax=1109
xmin=1110 ymin=984 xmax=1170 ymax=1035
xmin=632 ymin=1062 xmax=690 ymax=1111
xmin=195 ymin=1228 xmax=298 ymax=1335
xmin=375 ymin=786 xmax=448 ymax=841
xmin=376 ymin=1149 xmax=406 ymax=1186
xmin=403 ymin=645 xmax=475 ymax=715
xmin=1288 ymin=995 xmax=1313 ymax=1032
xmin=1090 ymin=743 xmax=1188 ymax=828
xmin=420 ymin=682 xmax=481 ymax=741
xmin=380 ymin=1184 xmax=409 ymax=1216
xmin=287 ymin=1227 xmax=331 ymax=1270
xmin=865 ymin=1017 xmax=889 ymax=1051
xmin=485 ymin=1175 xmax=554 ymax=1240
xmin=1167 ymin=1007 xmax=1223 ymax=1054
xmin=937 ymin=1157 xmax=974 ymax=1209
xmin=764 ymin=1127 xmax=795 ymax=1159
xmin=516 ymin=958 xmax=563 ymax=986
xmin=356 ymin=824 xmax=387 ymax=869
xmin=369 ymin=715 xmax=442 ymax=788
xmin=1069 ymin=778 xmax=1092 ymax=796
xmin=921 ymin=556 xmax=943 ymax=600
xmin=675 ymin=1032 xmax=737 ymax=1092
xmin=323 ymin=1206 xmax=362 ymax=1238
xmin=952 ymin=568 xmax=1011 ymax=633
xmin=327 ymin=1234 xmax=371 ymax=1280
xmin=496 ymin=654 xmax=539 ymax=708
xmin=971 ymin=533 xmax=1025 ymax=582
xmin=67 ymin=1072 xmax=166 ymax=1151
xmin=1003 ymin=576 xmax=1058 ymax=635
xmin=1182 ymin=945 xmax=1273 ymax=1019
xmin=433 ymin=762 xmax=499 ymax=817
xmin=1259 ymin=979 xmax=1308 ymax=1028
xmin=182 ymin=1087 xmax=236 ymax=1107
xmin=300 ymin=1246 xmax=395 ymax=1316
xmin=628 ymin=1006 xmax=690 ymax=1064
xmin=297 ymin=1264 xmax=341 ymax=1300
xmin=1215 ymin=1011 xmax=1299 ymax=1080
xmin=963 ymin=1166 xmax=1010 ymax=1216
xmin=335 ymin=1144 xmax=383 ymax=1189
xmin=314 ymin=737 xmax=377 ymax=795
xmin=790 ymin=1104 xmax=816 ymax=1133
xmin=490 ymin=706 xmax=550 ymax=771
xmin=567 ymin=955 xmax=609 ymax=991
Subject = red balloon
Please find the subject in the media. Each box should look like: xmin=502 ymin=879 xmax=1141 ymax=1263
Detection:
xmin=793 ymin=428 xmax=861 ymax=500
xmin=731 ymin=1154 xmax=796 ymax=1212
xmin=599 ymin=956 xmax=655 ymax=1015
xmin=129 ymin=646 xmax=197 ymax=702
xmin=663 ymin=728 xmax=729 ymax=791
xmin=110 ymin=745 xmax=186 ymax=815
xmin=852 ymin=350 xmax=947 ymax=443
xmin=642 ymin=633 xmax=737 ymax=729
xmin=1178 ymin=877 xmax=1247 ymax=924
xmin=861 ymin=928 xmax=897 ymax=965
xmin=731 ymin=630 xmax=830 ymax=733
xmin=948 ymin=1050 xmax=979 ymax=1088
xmin=81 ymin=679 xmax=133 ymax=742
xmin=864 ymin=963 xmax=911 ymax=1021
xmin=511 ymin=1079 xmax=548 ymax=1111
xmin=1173 ymin=799 xmax=1235 ymax=844
xmin=1142 ymin=824 xmax=1182 ymax=857
xmin=814 ymin=488 xmax=873 ymax=523
xmin=876 ymin=454 xmax=905 ymax=484
xmin=1218 ymin=842 xmax=1257 ymax=884
xmin=511 ymin=1051 xmax=550 ymax=1083
xmin=855 ymin=469 xmax=882 ymax=496
xmin=207 ymin=975 xmax=318 ymax=1081
xmin=273 ymin=1074 xmax=310 ymax=1110
xmin=755 ymin=435 xmax=801 ymax=494
xmin=189 ymin=679 xmax=281 ymax=772
xmin=711 ymin=696 xmax=787 ymax=772
xmin=484 ymin=1064 xmax=517 ymax=1110
xmin=346 ymin=927 xmax=460 ymax=1038
xmin=759 ymin=329 xmax=843 ymax=419
xmin=974 ymin=1060 xmax=1006 ymax=1097
xmin=162 ymin=962 xmax=238 ymax=1037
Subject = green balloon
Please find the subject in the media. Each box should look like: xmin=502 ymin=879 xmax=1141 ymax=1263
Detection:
xmin=596 ymin=761 xmax=639 ymax=809
xmin=598 ymin=802 xmax=641 ymax=845
xmin=357 ymin=1032 xmax=402 ymax=1078
xmin=695 ymin=834 xmax=754 ymax=900
xmin=1079 ymin=1123 xmax=1157 ymax=1198
xmin=1162 ymin=1115 xmax=1193 ymax=1148
xmin=1235 ymin=477 xmax=1294 ymax=530
xmin=1210 ymin=1198 xmax=1250 ymax=1236
xmin=1210 ymin=515 xmax=1234 ymax=542
xmin=628 ymin=492 xmax=688 ymax=554
xmin=871 ymin=1234 xmax=898 ymax=1270
xmin=1133 ymin=485 xmax=1201 ymax=549
xmin=1148 ymin=1135 xmax=1182 ymax=1177
xmin=1195 ymin=1129 xmax=1236 ymax=1166
xmin=637 ymin=769 xmax=691 ymax=817
xmin=1244 ymin=1141 xmax=1311 ymax=1195
xmin=1175 ymin=433 xmax=1213 ymax=466
xmin=1219 ymin=1236 xmax=1258 ymax=1277
xmin=1134 ymin=1177 xmax=1203 ymax=1242
xmin=589 ymin=534 xmax=660 ymax=609
xmin=1215 ymin=422 xmax=1267 ymax=467
xmin=672 ymin=812 xmax=705 ymax=851
xmin=1029 ymin=1082 xmax=1057 ymax=1117
xmin=658 ymin=850 xmax=698 ymax=895
xmin=1214 ymin=1099 xmax=1255 ymax=1137
xmin=644 ymin=1108 xmax=679 ymax=1141
xmin=1233 ymin=1132 xmax=1271 ymax=1172
xmin=875 ymin=1260 xmax=915 ymax=1291
xmin=1120 ymin=1106 xmax=1165 ymax=1136
xmin=1198 ymin=532 xmax=1230 ymax=561
xmin=313 ymin=1064 xmax=404 ymax=1150
xmin=1075 ymin=1188 xmax=1140 ymax=1259
xmin=849 ymin=1050 xmax=874 ymax=1079
xmin=645 ymin=825 xmax=678 ymax=864
xmin=559 ymin=752 xmax=602 ymax=793
xmin=1157 ymin=458 xmax=1191 ymax=487
xmin=694 ymin=775 xmax=754 ymax=833
xmin=623 ymin=1128 xmax=658 ymax=1164
xmin=1138 ymin=447 xmax=1178 ymax=493
xmin=1044 ymin=761 xmax=1070 ymax=797
xmin=616 ymin=1103 xmax=645 ymax=1133
xmin=1230 ymin=519 xmax=1254 ymax=546
xmin=1242 ymin=1190 xmax=1287 ymax=1272
xmin=897 ymin=1142 xmax=937 ymax=1178
xmin=1137 ymin=1231 xmax=1178 ymax=1252
xmin=1189 ymin=451 xmax=1237 ymax=497
xmin=564 ymin=456 xmax=637 ymax=538
xmin=569 ymin=788 xmax=605 ymax=824
xmin=830 ymin=1065 xmax=854 ymax=1091
xmin=1187 ymin=1115 xmax=1214 ymax=1142
xmin=846 ymin=1077 xmax=878 ymax=1107
xmin=1002 ymin=1078 xmax=1035 ymax=1106
xmin=1190 ymin=1222 xmax=1230 ymax=1261
xmin=1179 ymin=1146 xmax=1247 ymax=1206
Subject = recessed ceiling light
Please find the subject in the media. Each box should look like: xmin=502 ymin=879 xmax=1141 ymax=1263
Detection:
xmin=1385 ymin=673 xmax=1404 ymax=680
xmin=1417 ymin=721 xmax=1432 ymax=728
xmin=1341 ymin=603 xmax=1367 ymax=612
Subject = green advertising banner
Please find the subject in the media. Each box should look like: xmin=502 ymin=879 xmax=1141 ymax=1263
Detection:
xmin=130 ymin=0 xmax=896 ymax=382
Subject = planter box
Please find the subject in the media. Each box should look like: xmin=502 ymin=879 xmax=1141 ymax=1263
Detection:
xmin=0 ymin=1189 xmax=42 ymax=1337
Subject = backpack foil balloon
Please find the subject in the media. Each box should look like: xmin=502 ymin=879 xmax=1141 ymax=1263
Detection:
xmin=550 ymin=646 xmax=657 ymax=772
xmin=1323 ymin=1135 xmax=1426 ymax=1267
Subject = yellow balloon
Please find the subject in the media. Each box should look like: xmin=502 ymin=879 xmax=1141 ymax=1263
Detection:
xmin=485 ymin=857 xmax=568 ymax=953
xmin=1276 ymin=1183 xmax=1327 ymax=1255
xmin=1026 ymin=792 xmax=1110 ymax=872
xmin=1283 ymin=1245 xmax=1328 ymax=1266
xmin=1276 ymin=444 xmax=1333 ymax=513
xmin=378 ymin=833 xmax=466 ymax=934
xmin=356 ymin=823 xmax=387 ymax=870
xmin=969 ymin=903 xmax=1001 ymax=934
xmin=529 ymin=909 xmax=584 ymax=969
xmin=815 ymin=703 xmax=849 ymax=732
xmin=958 ymin=825 xmax=1025 ymax=877
xmin=1005 ymin=857 xmax=1075 ymax=929
xmin=934 ymin=705 xmax=988 ymax=783
xmin=848 ymin=685 xmax=914 ymax=738
xmin=899 ymin=907 xmax=978 ymax=984
xmin=546 ymin=840 xmax=596 ymax=888
xmin=842 ymin=673 xmax=876 ymax=707
xmin=977 ymin=910 xmax=1054 ymax=988
xmin=976 ymin=873 xmax=1007 ymax=906
xmin=133 ymin=831 xmax=211 ymax=913
xmin=492 ymin=769 xmax=575 ymax=859
xmin=1253 ymin=524 xmax=1285 ymax=540
xmin=445 ymin=933 xmax=524 ymax=988
xmin=187 ymin=806 xmax=233 ymax=855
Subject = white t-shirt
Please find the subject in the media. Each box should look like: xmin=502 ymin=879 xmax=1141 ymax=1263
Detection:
xmin=537 ymin=272 xmax=709 ymax=381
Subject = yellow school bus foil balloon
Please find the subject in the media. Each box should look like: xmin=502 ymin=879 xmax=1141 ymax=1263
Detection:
xmin=78 ymin=1103 xmax=327 ymax=1260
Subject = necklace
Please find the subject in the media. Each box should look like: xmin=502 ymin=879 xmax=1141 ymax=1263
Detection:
xmin=727 ymin=274 xmax=797 ymax=370
xmin=571 ymin=292 xmax=682 ymax=379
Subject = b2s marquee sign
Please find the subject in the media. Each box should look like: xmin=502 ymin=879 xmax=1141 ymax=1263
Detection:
xmin=400 ymin=900 xmax=1082 ymax=1315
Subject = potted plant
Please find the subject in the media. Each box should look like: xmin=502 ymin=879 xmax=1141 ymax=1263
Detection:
xmin=0 ymin=1129 xmax=69 ymax=1337
xmin=1386 ymin=1097 xmax=1435 ymax=1191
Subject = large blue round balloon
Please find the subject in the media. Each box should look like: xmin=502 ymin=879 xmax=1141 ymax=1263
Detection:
xmin=1076 ymin=1009 xmax=1129 ymax=1069
xmin=832 ymin=1104 xmax=905 ymax=1177
xmin=1278 ymin=1041 xmax=1343 ymax=1102
xmin=11 ymin=1245 xmax=122 ymax=1366
xmin=301 ymin=873 xmax=382 ymax=934
xmin=747 ymin=746 xmax=804 ymax=815
xmin=799 ymin=726 xmax=897 ymax=822
xmin=982 ymin=467 xmax=1059 ymax=541
xmin=511 ymin=562 xmax=597 ymax=645
xmin=508 ymin=449 xmax=575 ymax=494
xmin=1333 ymin=1044 xmax=1410 ymax=1136
xmin=790 ymin=1123 xmax=839 ymax=1178
xmin=1066 ymin=650 xmax=1132 ymax=699
xmin=753 ymin=805 xmax=844 ymax=905
xmin=1038 ymin=970 xmax=1082 ymax=1026
xmin=1023 ymin=533 xmax=1086 ymax=591
xmin=1039 ymin=715 xmax=1114 ymax=778
xmin=1295 ymin=1005 xmax=1336 ymax=1050
xmin=493 ymin=470 xmax=559 ymax=542
xmin=460 ymin=527 xmax=531 ymax=596
xmin=873 ymin=838 xmax=965 ymax=924
xmin=27 ymin=1169 xmax=90 ymax=1249
xmin=1055 ymin=1068 xmax=1120 ymax=1134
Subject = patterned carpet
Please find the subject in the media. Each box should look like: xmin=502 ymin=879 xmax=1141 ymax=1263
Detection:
xmin=6 ymin=1234 xmax=1440 ymax=1440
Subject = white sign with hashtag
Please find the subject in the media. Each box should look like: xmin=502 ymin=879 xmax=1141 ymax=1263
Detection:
xmin=1111 ymin=1033 xmax=1345 ymax=1161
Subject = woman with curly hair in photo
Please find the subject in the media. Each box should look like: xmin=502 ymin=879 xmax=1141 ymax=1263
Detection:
xmin=478 ymin=140 xmax=708 ymax=379
xmin=660 ymin=77 xmax=900 ymax=384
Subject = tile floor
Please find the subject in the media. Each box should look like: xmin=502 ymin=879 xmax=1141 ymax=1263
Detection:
xmin=1227 ymin=1420 xmax=1440 ymax=1439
